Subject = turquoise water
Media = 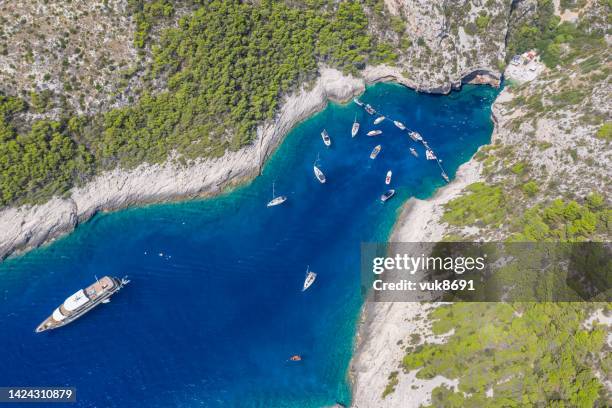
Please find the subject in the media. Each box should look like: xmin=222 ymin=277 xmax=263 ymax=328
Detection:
xmin=0 ymin=83 xmax=498 ymax=407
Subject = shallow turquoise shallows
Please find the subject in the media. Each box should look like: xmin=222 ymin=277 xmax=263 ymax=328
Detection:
xmin=0 ymin=83 xmax=498 ymax=407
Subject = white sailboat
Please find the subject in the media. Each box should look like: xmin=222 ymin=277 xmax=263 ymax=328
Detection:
xmin=409 ymin=131 xmax=423 ymax=141
xmin=321 ymin=129 xmax=331 ymax=147
xmin=380 ymin=189 xmax=395 ymax=202
xmin=302 ymin=266 xmax=317 ymax=291
xmin=370 ymin=145 xmax=382 ymax=159
xmin=373 ymin=116 xmax=385 ymax=125
xmin=266 ymin=182 xmax=287 ymax=207
xmin=367 ymin=130 xmax=382 ymax=137
xmin=385 ymin=170 xmax=392 ymax=185
xmin=393 ymin=120 xmax=406 ymax=130
xmin=351 ymin=116 xmax=360 ymax=138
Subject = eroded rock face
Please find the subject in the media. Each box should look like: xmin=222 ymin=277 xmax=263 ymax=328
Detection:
xmin=380 ymin=0 xmax=511 ymax=90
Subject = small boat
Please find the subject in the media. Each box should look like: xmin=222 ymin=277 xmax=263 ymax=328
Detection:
xmin=289 ymin=355 xmax=302 ymax=362
xmin=409 ymin=148 xmax=418 ymax=157
xmin=321 ymin=129 xmax=331 ymax=147
xmin=373 ymin=116 xmax=385 ymax=125
xmin=367 ymin=130 xmax=382 ymax=137
xmin=409 ymin=131 xmax=422 ymax=141
xmin=313 ymin=165 xmax=326 ymax=183
xmin=422 ymin=140 xmax=430 ymax=149
xmin=266 ymin=182 xmax=287 ymax=207
xmin=380 ymin=189 xmax=395 ymax=203
xmin=393 ymin=120 xmax=406 ymax=130
xmin=385 ymin=170 xmax=392 ymax=185
xmin=425 ymin=149 xmax=437 ymax=160
xmin=302 ymin=266 xmax=317 ymax=291
xmin=365 ymin=104 xmax=375 ymax=115
xmin=351 ymin=117 xmax=360 ymax=138
xmin=370 ymin=145 xmax=381 ymax=159
xmin=441 ymin=172 xmax=450 ymax=183
xmin=353 ymin=98 xmax=364 ymax=107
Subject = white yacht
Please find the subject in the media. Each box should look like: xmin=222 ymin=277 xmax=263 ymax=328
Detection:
xmin=385 ymin=170 xmax=392 ymax=185
xmin=373 ymin=116 xmax=385 ymax=125
xmin=367 ymin=130 xmax=382 ymax=137
xmin=321 ymin=129 xmax=331 ymax=147
xmin=370 ymin=145 xmax=381 ymax=159
xmin=314 ymin=165 xmax=326 ymax=183
xmin=393 ymin=120 xmax=406 ymax=130
xmin=380 ymin=189 xmax=395 ymax=202
xmin=426 ymin=149 xmax=437 ymax=160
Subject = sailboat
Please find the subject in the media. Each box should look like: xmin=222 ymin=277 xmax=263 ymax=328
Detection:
xmin=409 ymin=147 xmax=418 ymax=157
xmin=385 ymin=170 xmax=392 ymax=185
xmin=370 ymin=145 xmax=382 ymax=159
xmin=409 ymin=131 xmax=423 ymax=141
xmin=367 ymin=130 xmax=382 ymax=137
xmin=302 ymin=266 xmax=317 ymax=291
xmin=393 ymin=120 xmax=406 ymax=130
xmin=380 ymin=189 xmax=396 ymax=202
xmin=351 ymin=116 xmax=360 ymax=138
xmin=321 ymin=129 xmax=331 ymax=147
xmin=373 ymin=116 xmax=385 ymax=125
xmin=266 ymin=182 xmax=287 ymax=207
xmin=313 ymin=155 xmax=326 ymax=183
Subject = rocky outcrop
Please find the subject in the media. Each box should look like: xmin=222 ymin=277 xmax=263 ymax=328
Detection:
xmin=378 ymin=0 xmax=510 ymax=92
xmin=0 ymin=68 xmax=365 ymax=260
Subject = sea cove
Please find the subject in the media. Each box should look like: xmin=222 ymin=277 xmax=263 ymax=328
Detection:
xmin=0 ymin=83 xmax=498 ymax=407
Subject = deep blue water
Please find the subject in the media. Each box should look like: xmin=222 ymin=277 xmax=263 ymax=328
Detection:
xmin=0 ymin=83 xmax=497 ymax=407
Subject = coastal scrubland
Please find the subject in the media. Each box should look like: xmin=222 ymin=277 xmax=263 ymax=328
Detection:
xmin=0 ymin=0 xmax=397 ymax=207
xmin=389 ymin=1 xmax=611 ymax=405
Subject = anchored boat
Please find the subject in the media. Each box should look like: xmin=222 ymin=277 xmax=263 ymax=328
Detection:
xmin=321 ymin=129 xmax=331 ymax=147
xmin=373 ymin=116 xmax=385 ymax=125
xmin=393 ymin=120 xmax=406 ymax=130
xmin=380 ymin=189 xmax=395 ymax=203
xmin=385 ymin=170 xmax=392 ymax=185
xmin=353 ymin=98 xmax=364 ymax=107
xmin=313 ymin=165 xmax=326 ymax=183
xmin=351 ymin=116 xmax=360 ymax=138
xmin=370 ymin=145 xmax=382 ymax=159
xmin=302 ymin=266 xmax=317 ymax=291
xmin=425 ymin=149 xmax=437 ymax=160
xmin=409 ymin=147 xmax=418 ymax=157
xmin=367 ymin=130 xmax=382 ymax=137
xmin=409 ymin=131 xmax=422 ymax=141
xmin=267 ymin=182 xmax=287 ymax=207
xmin=35 ymin=276 xmax=129 ymax=333
xmin=364 ymin=104 xmax=375 ymax=115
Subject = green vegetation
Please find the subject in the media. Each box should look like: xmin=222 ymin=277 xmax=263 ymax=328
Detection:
xmin=382 ymin=370 xmax=399 ymax=399
xmin=0 ymin=96 xmax=92 ymax=206
xmin=0 ymin=0 xmax=396 ymax=206
xmin=506 ymin=0 xmax=608 ymax=68
xmin=511 ymin=195 xmax=610 ymax=242
xmin=442 ymin=182 xmax=506 ymax=227
xmin=521 ymin=180 xmax=539 ymax=196
xmin=596 ymin=122 xmax=612 ymax=140
xmin=405 ymin=302 xmax=609 ymax=407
